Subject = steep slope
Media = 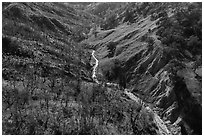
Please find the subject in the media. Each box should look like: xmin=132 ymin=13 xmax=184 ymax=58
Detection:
xmin=2 ymin=2 xmax=96 ymax=135
xmin=2 ymin=2 xmax=96 ymax=82
xmin=84 ymin=2 xmax=126 ymax=18
xmin=85 ymin=2 xmax=202 ymax=135
xmin=2 ymin=2 xmax=201 ymax=135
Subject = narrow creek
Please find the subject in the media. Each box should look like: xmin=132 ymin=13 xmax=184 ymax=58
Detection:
xmin=91 ymin=50 xmax=99 ymax=84
xmin=91 ymin=50 xmax=171 ymax=135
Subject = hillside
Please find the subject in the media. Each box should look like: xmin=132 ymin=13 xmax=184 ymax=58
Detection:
xmin=2 ymin=2 xmax=96 ymax=134
xmin=2 ymin=2 xmax=202 ymax=135
xmin=85 ymin=2 xmax=202 ymax=135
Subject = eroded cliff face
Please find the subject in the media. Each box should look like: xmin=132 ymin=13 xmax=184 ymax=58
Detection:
xmin=86 ymin=15 xmax=202 ymax=134
xmin=133 ymin=59 xmax=202 ymax=134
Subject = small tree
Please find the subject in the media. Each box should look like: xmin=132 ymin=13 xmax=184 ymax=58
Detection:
xmin=113 ymin=59 xmax=126 ymax=89
xmin=107 ymin=42 xmax=117 ymax=58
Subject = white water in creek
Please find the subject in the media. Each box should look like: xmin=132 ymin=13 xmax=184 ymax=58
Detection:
xmin=91 ymin=50 xmax=171 ymax=135
xmin=91 ymin=50 xmax=99 ymax=84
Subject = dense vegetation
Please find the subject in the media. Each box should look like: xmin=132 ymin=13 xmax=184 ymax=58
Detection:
xmin=3 ymin=72 xmax=158 ymax=134
xmin=156 ymin=3 xmax=202 ymax=57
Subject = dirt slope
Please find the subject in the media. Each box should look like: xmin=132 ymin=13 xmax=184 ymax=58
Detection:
xmin=86 ymin=10 xmax=202 ymax=134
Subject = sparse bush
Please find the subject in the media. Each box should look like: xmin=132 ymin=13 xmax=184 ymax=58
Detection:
xmin=146 ymin=36 xmax=154 ymax=47
xmin=115 ymin=46 xmax=125 ymax=56
xmin=130 ymin=108 xmax=158 ymax=134
xmin=187 ymin=36 xmax=201 ymax=55
xmin=2 ymin=37 xmax=33 ymax=58
xmin=140 ymin=34 xmax=148 ymax=42
xmin=101 ymin=14 xmax=119 ymax=30
xmin=107 ymin=42 xmax=117 ymax=58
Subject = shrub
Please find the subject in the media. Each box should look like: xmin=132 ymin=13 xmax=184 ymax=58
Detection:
xmin=146 ymin=36 xmax=154 ymax=46
xmin=2 ymin=37 xmax=33 ymax=58
xmin=107 ymin=42 xmax=117 ymax=58
xmin=140 ymin=34 xmax=148 ymax=42
xmin=157 ymin=2 xmax=202 ymax=57
xmin=187 ymin=36 xmax=201 ymax=55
